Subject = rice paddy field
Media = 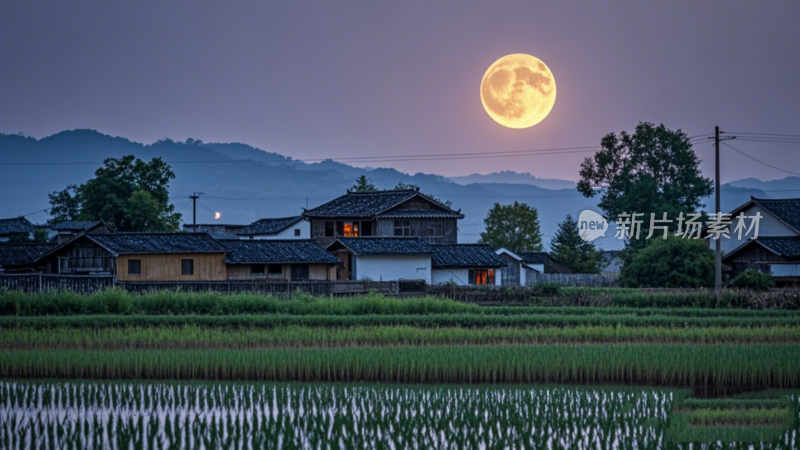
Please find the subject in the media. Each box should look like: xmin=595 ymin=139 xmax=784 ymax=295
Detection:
xmin=2 ymin=289 xmax=800 ymax=446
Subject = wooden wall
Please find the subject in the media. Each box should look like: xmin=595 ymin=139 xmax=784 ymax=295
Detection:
xmin=227 ymin=264 xmax=332 ymax=281
xmin=499 ymin=253 xmax=520 ymax=286
xmin=375 ymin=219 xmax=457 ymax=243
xmin=116 ymin=253 xmax=227 ymax=281
xmin=42 ymin=239 xmax=114 ymax=274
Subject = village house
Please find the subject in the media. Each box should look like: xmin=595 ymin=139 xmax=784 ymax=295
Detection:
xmin=720 ymin=197 xmax=800 ymax=283
xmin=0 ymin=243 xmax=55 ymax=273
xmin=303 ymin=188 xmax=464 ymax=247
xmin=222 ymin=239 xmax=339 ymax=281
xmin=234 ymin=216 xmax=310 ymax=240
xmin=494 ymin=248 xmax=573 ymax=286
xmin=35 ymin=232 xmax=229 ymax=281
xmin=430 ymin=244 xmax=506 ymax=286
xmin=0 ymin=217 xmax=35 ymax=242
xmin=326 ymin=237 xmax=433 ymax=282
xmin=49 ymin=220 xmax=113 ymax=244
xmin=182 ymin=223 xmax=247 ymax=239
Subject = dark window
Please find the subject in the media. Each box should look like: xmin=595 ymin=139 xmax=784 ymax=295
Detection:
xmin=394 ymin=220 xmax=411 ymax=237
xmin=361 ymin=221 xmax=373 ymax=236
xmin=469 ymin=269 xmax=495 ymax=285
xmin=291 ymin=264 xmax=310 ymax=281
xmin=181 ymin=259 xmax=194 ymax=276
xmin=128 ymin=259 xmax=141 ymax=275
xmin=251 ymin=264 xmax=265 ymax=275
xmin=267 ymin=264 xmax=282 ymax=275
xmin=294 ymin=228 xmax=301 ymax=237
xmin=325 ymin=221 xmax=335 ymax=237
xmin=336 ymin=221 xmax=344 ymax=236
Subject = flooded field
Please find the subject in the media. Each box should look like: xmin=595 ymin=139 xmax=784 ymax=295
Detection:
xmin=0 ymin=380 xmax=797 ymax=449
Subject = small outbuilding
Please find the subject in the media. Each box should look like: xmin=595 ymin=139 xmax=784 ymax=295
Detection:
xmin=0 ymin=243 xmax=55 ymax=273
xmin=222 ymin=239 xmax=339 ymax=281
xmin=234 ymin=216 xmax=310 ymax=240
xmin=326 ymin=237 xmax=433 ymax=282
xmin=431 ymin=244 xmax=506 ymax=286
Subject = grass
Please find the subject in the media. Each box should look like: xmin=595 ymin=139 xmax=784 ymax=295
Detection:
xmin=3 ymin=289 xmax=800 ymax=316
xmin=2 ymin=324 xmax=800 ymax=349
xmin=2 ymin=345 xmax=800 ymax=387
xmin=687 ymin=407 xmax=788 ymax=426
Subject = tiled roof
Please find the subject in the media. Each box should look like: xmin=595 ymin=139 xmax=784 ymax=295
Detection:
xmin=751 ymin=198 xmax=800 ymax=232
xmin=329 ymin=237 xmax=433 ymax=256
xmin=235 ymin=216 xmax=304 ymax=236
xmin=431 ymin=244 xmax=506 ymax=269
xmin=304 ymin=189 xmax=461 ymax=219
xmin=375 ymin=209 xmax=464 ymax=219
xmin=223 ymin=239 xmax=339 ymax=264
xmin=755 ymin=237 xmax=800 ymax=259
xmin=0 ymin=243 xmax=55 ymax=267
xmin=90 ymin=233 xmax=228 ymax=255
xmin=50 ymin=220 xmax=103 ymax=231
xmin=518 ymin=252 xmax=551 ymax=265
xmin=0 ymin=217 xmax=34 ymax=236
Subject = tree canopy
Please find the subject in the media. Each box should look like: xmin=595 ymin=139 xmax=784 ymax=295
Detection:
xmin=619 ymin=234 xmax=715 ymax=288
xmin=479 ymin=201 xmax=543 ymax=253
xmin=577 ymin=122 xmax=713 ymax=249
xmin=549 ymin=214 xmax=602 ymax=274
xmin=48 ymin=155 xmax=181 ymax=232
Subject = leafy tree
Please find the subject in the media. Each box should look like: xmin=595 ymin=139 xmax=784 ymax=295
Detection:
xmin=351 ymin=175 xmax=378 ymax=192
xmin=48 ymin=155 xmax=181 ymax=232
xmin=549 ymin=214 xmax=602 ymax=273
xmin=729 ymin=269 xmax=774 ymax=291
xmin=394 ymin=182 xmax=453 ymax=208
xmin=479 ymin=201 xmax=543 ymax=253
xmin=619 ymin=234 xmax=715 ymax=288
xmin=578 ymin=122 xmax=713 ymax=249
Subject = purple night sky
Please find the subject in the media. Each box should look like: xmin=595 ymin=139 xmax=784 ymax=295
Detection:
xmin=1 ymin=1 xmax=799 ymax=182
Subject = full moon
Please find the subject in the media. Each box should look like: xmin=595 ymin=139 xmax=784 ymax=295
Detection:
xmin=480 ymin=54 xmax=556 ymax=129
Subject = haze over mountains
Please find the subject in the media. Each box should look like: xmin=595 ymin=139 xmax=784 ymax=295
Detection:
xmin=1 ymin=130 xmax=795 ymax=250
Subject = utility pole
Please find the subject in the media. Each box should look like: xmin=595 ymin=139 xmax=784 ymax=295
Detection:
xmin=714 ymin=126 xmax=721 ymax=301
xmin=189 ymin=192 xmax=203 ymax=231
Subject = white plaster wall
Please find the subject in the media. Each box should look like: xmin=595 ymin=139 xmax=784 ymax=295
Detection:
xmin=719 ymin=205 xmax=798 ymax=253
xmin=248 ymin=221 xmax=310 ymax=240
xmin=432 ymin=269 xmax=469 ymax=285
xmin=494 ymin=268 xmax=502 ymax=286
xmin=355 ymin=255 xmax=431 ymax=283
xmin=771 ymin=264 xmax=800 ymax=277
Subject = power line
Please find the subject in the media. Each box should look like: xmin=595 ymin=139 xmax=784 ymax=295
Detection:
xmin=721 ymin=141 xmax=800 ymax=177
xmin=724 ymin=131 xmax=800 ymax=139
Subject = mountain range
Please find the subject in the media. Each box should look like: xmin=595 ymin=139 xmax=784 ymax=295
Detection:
xmin=1 ymin=130 xmax=796 ymax=250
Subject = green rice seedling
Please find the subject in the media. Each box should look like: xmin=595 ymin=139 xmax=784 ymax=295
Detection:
xmin=687 ymin=407 xmax=789 ymax=426
xmin=2 ymin=345 xmax=799 ymax=388
xmin=0 ymin=380 xmax=682 ymax=449
xmin=2 ymin=325 xmax=799 ymax=350
xmin=3 ymin=312 xmax=800 ymax=329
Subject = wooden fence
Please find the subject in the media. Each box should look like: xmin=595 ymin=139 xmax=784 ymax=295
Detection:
xmin=526 ymin=272 xmax=619 ymax=287
xmin=0 ymin=274 xmax=427 ymax=296
xmin=0 ymin=274 xmax=115 ymax=294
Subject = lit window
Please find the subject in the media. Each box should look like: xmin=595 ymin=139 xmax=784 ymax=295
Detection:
xmin=343 ymin=222 xmax=359 ymax=237
xmin=469 ymin=269 xmax=495 ymax=285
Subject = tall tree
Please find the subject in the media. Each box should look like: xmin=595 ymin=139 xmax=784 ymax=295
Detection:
xmin=479 ymin=201 xmax=543 ymax=252
xmin=549 ymin=214 xmax=602 ymax=273
xmin=351 ymin=175 xmax=377 ymax=192
xmin=577 ymin=122 xmax=713 ymax=249
xmin=48 ymin=155 xmax=181 ymax=232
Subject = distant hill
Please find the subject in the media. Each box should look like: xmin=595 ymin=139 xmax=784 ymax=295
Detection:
xmin=449 ymin=171 xmax=576 ymax=190
xmin=1 ymin=129 xmax=793 ymax=250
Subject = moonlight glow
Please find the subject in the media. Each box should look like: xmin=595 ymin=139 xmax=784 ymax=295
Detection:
xmin=480 ymin=54 xmax=556 ymax=129
xmin=214 ymin=212 xmax=221 ymax=219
